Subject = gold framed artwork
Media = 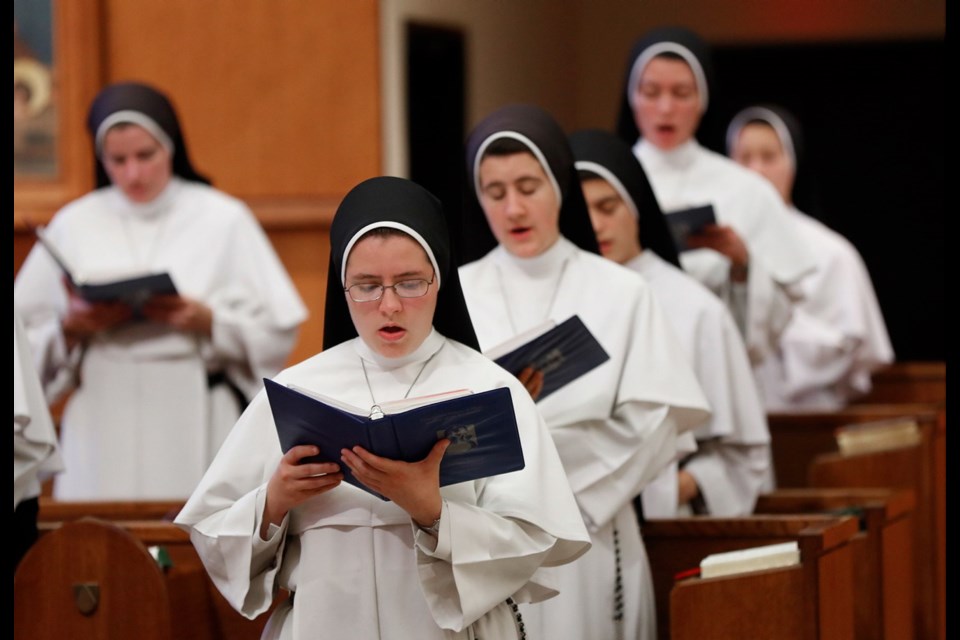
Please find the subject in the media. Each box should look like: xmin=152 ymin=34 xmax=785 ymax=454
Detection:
xmin=14 ymin=0 xmax=102 ymax=226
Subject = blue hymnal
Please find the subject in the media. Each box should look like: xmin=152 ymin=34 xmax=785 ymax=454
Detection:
xmin=486 ymin=315 xmax=610 ymax=402
xmin=33 ymin=225 xmax=178 ymax=306
xmin=666 ymin=204 xmax=717 ymax=252
xmin=264 ymin=379 xmax=526 ymax=500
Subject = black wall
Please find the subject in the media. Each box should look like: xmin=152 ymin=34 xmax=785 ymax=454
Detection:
xmin=705 ymin=39 xmax=944 ymax=361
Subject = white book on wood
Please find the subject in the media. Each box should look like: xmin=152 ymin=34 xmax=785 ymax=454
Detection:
xmin=834 ymin=418 xmax=921 ymax=456
xmin=699 ymin=541 xmax=801 ymax=579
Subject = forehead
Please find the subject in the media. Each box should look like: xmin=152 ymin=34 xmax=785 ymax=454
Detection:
xmin=737 ymin=122 xmax=783 ymax=151
xmin=478 ymin=151 xmax=547 ymax=184
xmin=639 ymin=56 xmax=696 ymax=86
xmin=580 ymin=176 xmax=620 ymax=200
xmin=102 ymin=124 xmax=162 ymax=152
xmin=345 ymin=233 xmax=432 ymax=274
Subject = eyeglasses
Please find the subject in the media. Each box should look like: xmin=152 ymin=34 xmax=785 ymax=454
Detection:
xmin=345 ymin=276 xmax=435 ymax=303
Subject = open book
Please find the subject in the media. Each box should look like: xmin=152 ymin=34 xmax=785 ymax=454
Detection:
xmin=483 ymin=315 xmax=610 ymax=402
xmin=834 ymin=418 xmax=922 ymax=456
xmin=263 ymin=378 xmax=526 ymax=500
xmin=33 ymin=224 xmax=178 ymax=306
xmin=699 ymin=541 xmax=801 ymax=579
xmin=665 ymin=204 xmax=717 ymax=252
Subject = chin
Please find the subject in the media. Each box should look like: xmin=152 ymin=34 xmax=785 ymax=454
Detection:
xmin=506 ymin=241 xmax=545 ymax=259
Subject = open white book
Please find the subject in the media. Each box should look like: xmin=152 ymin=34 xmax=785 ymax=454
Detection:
xmin=699 ymin=541 xmax=801 ymax=579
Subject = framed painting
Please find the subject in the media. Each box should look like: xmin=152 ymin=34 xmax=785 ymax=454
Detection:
xmin=14 ymin=0 xmax=102 ymax=226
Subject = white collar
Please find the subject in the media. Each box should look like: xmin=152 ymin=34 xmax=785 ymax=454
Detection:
xmin=107 ymin=176 xmax=183 ymax=221
xmin=635 ymin=138 xmax=700 ymax=172
xmin=491 ymin=235 xmax=576 ymax=279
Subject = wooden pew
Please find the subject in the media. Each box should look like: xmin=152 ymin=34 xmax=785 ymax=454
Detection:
xmin=26 ymin=502 xmax=278 ymax=640
xmin=669 ymin=564 xmax=818 ymax=640
xmin=755 ymin=488 xmax=915 ymax=640
xmin=853 ymin=361 xmax=946 ymax=405
xmin=37 ymin=497 xmax=185 ymax=522
xmin=767 ymin=403 xmax=946 ymax=640
xmin=15 ymin=518 xmax=179 ymax=640
xmin=642 ymin=514 xmax=859 ymax=640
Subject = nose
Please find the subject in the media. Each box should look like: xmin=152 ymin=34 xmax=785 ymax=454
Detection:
xmin=589 ymin=213 xmax=603 ymax=234
xmin=122 ymin=159 xmax=142 ymax=183
xmin=378 ymin=286 xmax=403 ymax=314
xmin=655 ymin=94 xmax=674 ymax=113
xmin=504 ymin=188 xmax=525 ymax=217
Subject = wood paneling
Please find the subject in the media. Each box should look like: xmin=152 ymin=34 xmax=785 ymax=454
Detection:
xmin=102 ymin=0 xmax=381 ymax=201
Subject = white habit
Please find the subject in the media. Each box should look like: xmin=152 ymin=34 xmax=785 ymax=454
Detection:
xmin=14 ymin=309 xmax=64 ymax=510
xmin=627 ymin=252 xmax=774 ymax=518
xmin=459 ymin=238 xmax=711 ymax=640
xmin=752 ymin=207 xmax=894 ymax=410
xmin=14 ymin=177 xmax=308 ymax=499
xmin=175 ymin=330 xmax=591 ymax=639
xmin=634 ymin=138 xmax=817 ymax=366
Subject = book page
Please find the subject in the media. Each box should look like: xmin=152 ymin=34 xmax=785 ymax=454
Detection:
xmin=286 ymin=383 xmax=368 ymax=417
xmin=379 ymin=389 xmax=473 ymax=414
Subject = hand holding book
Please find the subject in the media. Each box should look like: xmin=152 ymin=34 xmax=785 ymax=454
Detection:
xmin=32 ymin=223 xmax=178 ymax=308
xmin=484 ymin=315 xmax=609 ymax=402
xmin=340 ymin=437 xmax=449 ymax=526
xmin=265 ymin=379 xmax=526 ymax=501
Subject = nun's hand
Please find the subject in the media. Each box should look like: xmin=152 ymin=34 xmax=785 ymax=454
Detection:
xmin=262 ymin=446 xmax=342 ymax=538
xmin=517 ymin=365 xmax=545 ymax=401
xmin=686 ymin=224 xmax=750 ymax=281
xmin=140 ymin=294 xmax=214 ymax=336
xmin=340 ymin=439 xmax=450 ymax=527
xmin=61 ymin=287 xmax=134 ymax=349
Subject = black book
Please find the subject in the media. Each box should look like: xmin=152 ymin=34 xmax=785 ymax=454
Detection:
xmin=484 ymin=315 xmax=610 ymax=402
xmin=33 ymin=225 xmax=178 ymax=306
xmin=264 ymin=379 xmax=526 ymax=500
xmin=666 ymin=204 xmax=717 ymax=252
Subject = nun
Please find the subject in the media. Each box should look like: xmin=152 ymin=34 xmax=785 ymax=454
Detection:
xmin=616 ymin=26 xmax=817 ymax=368
xmin=14 ymin=308 xmax=64 ymax=574
xmin=726 ymin=104 xmax=894 ymax=409
xmin=457 ymin=104 xmax=710 ymax=640
xmin=13 ymin=81 xmax=307 ymax=499
xmin=569 ymin=128 xmax=774 ymax=518
xmin=175 ymin=176 xmax=591 ymax=640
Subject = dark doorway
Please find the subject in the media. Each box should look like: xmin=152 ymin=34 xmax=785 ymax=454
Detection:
xmin=407 ymin=23 xmax=467 ymax=226
xmin=704 ymin=39 xmax=944 ymax=361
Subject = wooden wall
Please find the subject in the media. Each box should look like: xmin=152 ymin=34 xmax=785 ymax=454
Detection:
xmin=14 ymin=0 xmax=382 ymax=364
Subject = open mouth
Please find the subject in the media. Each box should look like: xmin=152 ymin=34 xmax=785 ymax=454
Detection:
xmin=379 ymin=325 xmax=406 ymax=341
xmin=510 ymin=226 xmax=532 ymax=236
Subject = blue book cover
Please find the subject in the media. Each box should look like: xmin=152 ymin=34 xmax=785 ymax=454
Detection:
xmin=666 ymin=204 xmax=717 ymax=252
xmin=33 ymin=224 xmax=178 ymax=306
xmin=264 ymin=379 xmax=526 ymax=500
xmin=487 ymin=315 xmax=610 ymax=402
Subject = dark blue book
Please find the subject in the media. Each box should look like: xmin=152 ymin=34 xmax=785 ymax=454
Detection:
xmin=33 ymin=225 xmax=178 ymax=306
xmin=666 ymin=204 xmax=717 ymax=252
xmin=485 ymin=315 xmax=610 ymax=402
xmin=263 ymin=379 xmax=526 ymax=500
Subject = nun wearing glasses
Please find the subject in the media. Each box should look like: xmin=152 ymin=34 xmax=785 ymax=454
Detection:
xmin=176 ymin=176 xmax=591 ymax=640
